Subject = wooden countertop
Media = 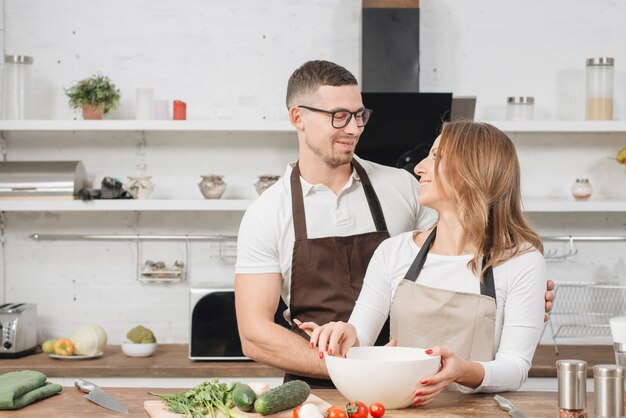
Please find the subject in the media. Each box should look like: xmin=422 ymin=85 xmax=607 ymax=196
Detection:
xmin=0 ymin=344 xmax=283 ymax=378
xmin=1 ymin=388 xmax=576 ymax=418
xmin=0 ymin=344 xmax=615 ymax=378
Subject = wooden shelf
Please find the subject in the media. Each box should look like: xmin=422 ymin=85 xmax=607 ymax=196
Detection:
xmin=0 ymin=119 xmax=295 ymax=132
xmin=486 ymin=120 xmax=626 ymax=133
xmin=0 ymin=199 xmax=253 ymax=212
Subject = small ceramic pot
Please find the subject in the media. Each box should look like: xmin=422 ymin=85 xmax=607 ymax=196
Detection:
xmin=82 ymin=104 xmax=104 ymax=120
xmin=125 ymin=175 xmax=155 ymax=199
xmin=571 ymin=178 xmax=592 ymax=200
xmin=199 ymin=175 xmax=227 ymax=199
xmin=254 ymin=175 xmax=280 ymax=195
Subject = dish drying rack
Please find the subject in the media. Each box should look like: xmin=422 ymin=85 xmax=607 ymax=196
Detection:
xmin=544 ymin=282 xmax=626 ymax=354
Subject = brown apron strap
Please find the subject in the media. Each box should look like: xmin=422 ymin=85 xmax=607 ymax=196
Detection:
xmin=290 ymin=163 xmax=308 ymax=241
xmin=290 ymin=160 xmax=388 ymax=241
xmin=351 ymin=159 xmax=388 ymax=232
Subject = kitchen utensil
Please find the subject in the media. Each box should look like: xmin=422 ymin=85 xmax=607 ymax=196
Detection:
xmin=75 ymin=379 xmax=129 ymax=414
xmin=557 ymin=359 xmax=588 ymax=417
xmin=325 ymin=346 xmax=440 ymax=409
xmin=0 ymin=303 xmax=37 ymax=358
xmin=593 ymin=364 xmax=624 ymax=418
xmin=493 ymin=394 xmax=528 ymax=418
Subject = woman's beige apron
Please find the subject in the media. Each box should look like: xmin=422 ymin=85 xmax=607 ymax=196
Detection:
xmin=390 ymin=228 xmax=497 ymax=370
xmin=284 ymin=160 xmax=390 ymax=388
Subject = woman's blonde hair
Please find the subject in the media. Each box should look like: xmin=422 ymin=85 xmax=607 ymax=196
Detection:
xmin=435 ymin=121 xmax=543 ymax=276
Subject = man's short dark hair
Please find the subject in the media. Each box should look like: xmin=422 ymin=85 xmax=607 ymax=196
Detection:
xmin=286 ymin=60 xmax=358 ymax=109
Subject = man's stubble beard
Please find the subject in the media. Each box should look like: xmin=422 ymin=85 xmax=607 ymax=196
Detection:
xmin=304 ymin=134 xmax=356 ymax=169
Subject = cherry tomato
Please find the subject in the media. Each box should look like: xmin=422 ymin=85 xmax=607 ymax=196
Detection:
xmin=345 ymin=401 xmax=368 ymax=418
xmin=327 ymin=406 xmax=348 ymax=418
xmin=293 ymin=405 xmax=302 ymax=418
xmin=369 ymin=402 xmax=385 ymax=418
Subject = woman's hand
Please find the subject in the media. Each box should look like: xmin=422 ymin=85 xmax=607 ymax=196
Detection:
xmin=297 ymin=320 xmax=358 ymax=358
xmin=413 ymin=346 xmax=483 ymax=407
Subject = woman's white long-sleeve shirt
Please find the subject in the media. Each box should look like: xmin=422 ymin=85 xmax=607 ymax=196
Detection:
xmin=349 ymin=231 xmax=547 ymax=392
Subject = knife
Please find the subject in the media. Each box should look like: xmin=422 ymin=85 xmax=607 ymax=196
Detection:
xmin=493 ymin=394 xmax=528 ymax=418
xmin=75 ymin=379 xmax=129 ymax=414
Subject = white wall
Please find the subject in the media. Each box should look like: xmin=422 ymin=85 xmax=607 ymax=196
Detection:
xmin=420 ymin=0 xmax=626 ymax=121
xmin=1 ymin=0 xmax=625 ymax=346
xmin=1 ymin=0 xmax=361 ymax=344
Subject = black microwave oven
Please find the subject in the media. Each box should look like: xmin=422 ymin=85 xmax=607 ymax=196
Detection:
xmin=189 ymin=287 xmax=289 ymax=360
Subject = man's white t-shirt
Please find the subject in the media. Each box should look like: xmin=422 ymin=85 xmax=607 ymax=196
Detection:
xmin=350 ymin=231 xmax=548 ymax=393
xmin=235 ymin=156 xmax=438 ymax=315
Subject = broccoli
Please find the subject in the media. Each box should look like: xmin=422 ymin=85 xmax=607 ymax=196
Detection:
xmin=127 ymin=325 xmax=157 ymax=344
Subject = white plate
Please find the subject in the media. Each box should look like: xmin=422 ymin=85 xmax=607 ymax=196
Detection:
xmin=48 ymin=352 xmax=103 ymax=360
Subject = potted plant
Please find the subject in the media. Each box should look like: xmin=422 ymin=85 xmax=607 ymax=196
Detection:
xmin=65 ymin=73 xmax=121 ymax=120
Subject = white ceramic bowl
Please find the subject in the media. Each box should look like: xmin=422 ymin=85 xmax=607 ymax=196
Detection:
xmin=121 ymin=342 xmax=157 ymax=357
xmin=325 ymin=346 xmax=440 ymax=409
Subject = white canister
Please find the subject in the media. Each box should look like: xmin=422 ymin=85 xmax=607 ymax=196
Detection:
xmin=136 ymin=88 xmax=154 ymax=120
xmin=2 ymin=55 xmax=33 ymax=119
xmin=506 ymin=97 xmax=534 ymax=121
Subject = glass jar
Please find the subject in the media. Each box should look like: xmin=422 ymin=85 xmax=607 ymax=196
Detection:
xmin=571 ymin=179 xmax=592 ymax=200
xmin=506 ymin=97 xmax=534 ymax=121
xmin=586 ymin=57 xmax=614 ymax=120
xmin=2 ymin=55 xmax=33 ymax=119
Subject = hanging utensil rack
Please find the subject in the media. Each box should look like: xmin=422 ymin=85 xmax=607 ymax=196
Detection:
xmin=29 ymin=233 xmax=237 ymax=283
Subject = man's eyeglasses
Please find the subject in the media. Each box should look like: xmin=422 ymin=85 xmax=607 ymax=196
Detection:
xmin=298 ymin=105 xmax=373 ymax=129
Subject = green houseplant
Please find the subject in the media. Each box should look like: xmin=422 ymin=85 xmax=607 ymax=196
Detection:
xmin=65 ymin=73 xmax=121 ymax=120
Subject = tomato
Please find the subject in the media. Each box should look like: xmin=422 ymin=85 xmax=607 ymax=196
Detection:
xmin=368 ymin=403 xmax=385 ymax=418
xmin=293 ymin=405 xmax=302 ymax=418
xmin=345 ymin=401 xmax=368 ymax=418
xmin=326 ymin=406 xmax=348 ymax=418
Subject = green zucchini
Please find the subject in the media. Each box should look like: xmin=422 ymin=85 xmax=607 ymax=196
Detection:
xmin=233 ymin=383 xmax=257 ymax=412
xmin=253 ymin=380 xmax=310 ymax=416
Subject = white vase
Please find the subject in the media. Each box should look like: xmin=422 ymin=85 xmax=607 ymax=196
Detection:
xmin=198 ymin=175 xmax=226 ymax=199
xmin=254 ymin=175 xmax=280 ymax=195
xmin=125 ymin=175 xmax=154 ymax=199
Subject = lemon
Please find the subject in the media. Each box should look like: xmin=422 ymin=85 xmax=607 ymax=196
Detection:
xmin=41 ymin=339 xmax=57 ymax=354
xmin=617 ymin=147 xmax=626 ymax=163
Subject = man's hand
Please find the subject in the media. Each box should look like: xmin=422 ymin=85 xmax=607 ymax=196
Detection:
xmin=544 ymin=279 xmax=555 ymax=322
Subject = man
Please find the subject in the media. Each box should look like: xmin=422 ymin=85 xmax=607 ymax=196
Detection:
xmin=235 ymin=60 xmax=553 ymax=387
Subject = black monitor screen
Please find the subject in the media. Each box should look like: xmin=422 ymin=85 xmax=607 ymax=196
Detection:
xmin=357 ymin=93 xmax=452 ymax=174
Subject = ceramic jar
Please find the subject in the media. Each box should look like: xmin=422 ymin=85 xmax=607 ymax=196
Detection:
xmin=571 ymin=178 xmax=592 ymax=200
xmin=255 ymin=175 xmax=280 ymax=195
xmin=199 ymin=175 xmax=226 ymax=199
xmin=125 ymin=175 xmax=154 ymax=199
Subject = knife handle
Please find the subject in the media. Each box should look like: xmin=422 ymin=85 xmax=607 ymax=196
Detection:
xmin=75 ymin=379 xmax=98 ymax=393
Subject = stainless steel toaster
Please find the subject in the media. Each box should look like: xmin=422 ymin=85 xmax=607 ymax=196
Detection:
xmin=0 ymin=303 xmax=37 ymax=358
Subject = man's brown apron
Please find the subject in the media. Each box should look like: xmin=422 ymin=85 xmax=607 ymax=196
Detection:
xmin=284 ymin=160 xmax=390 ymax=388
xmin=390 ymin=228 xmax=497 ymax=388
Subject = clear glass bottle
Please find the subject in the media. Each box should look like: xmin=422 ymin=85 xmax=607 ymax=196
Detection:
xmin=571 ymin=179 xmax=592 ymax=200
xmin=2 ymin=55 xmax=33 ymax=119
xmin=506 ymin=97 xmax=534 ymax=121
xmin=586 ymin=57 xmax=614 ymax=120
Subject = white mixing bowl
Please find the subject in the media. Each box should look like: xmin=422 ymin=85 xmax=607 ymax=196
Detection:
xmin=325 ymin=346 xmax=440 ymax=409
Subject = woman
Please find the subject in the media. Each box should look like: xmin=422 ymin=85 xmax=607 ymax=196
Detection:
xmin=301 ymin=121 xmax=547 ymax=406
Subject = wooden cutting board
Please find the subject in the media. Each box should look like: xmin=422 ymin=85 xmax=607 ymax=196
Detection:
xmin=145 ymin=394 xmax=331 ymax=418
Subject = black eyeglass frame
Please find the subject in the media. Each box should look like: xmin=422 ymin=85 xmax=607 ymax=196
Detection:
xmin=298 ymin=105 xmax=373 ymax=129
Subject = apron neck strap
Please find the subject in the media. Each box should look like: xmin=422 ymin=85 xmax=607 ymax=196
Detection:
xmin=403 ymin=227 xmax=497 ymax=303
xmin=290 ymin=160 xmax=388 ymax=241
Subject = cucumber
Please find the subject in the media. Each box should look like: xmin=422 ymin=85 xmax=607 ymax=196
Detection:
xmin=233 ymin=383 xmax=257 ymax=412
xmin=253 ymin=380 xmax=310 ymax=416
